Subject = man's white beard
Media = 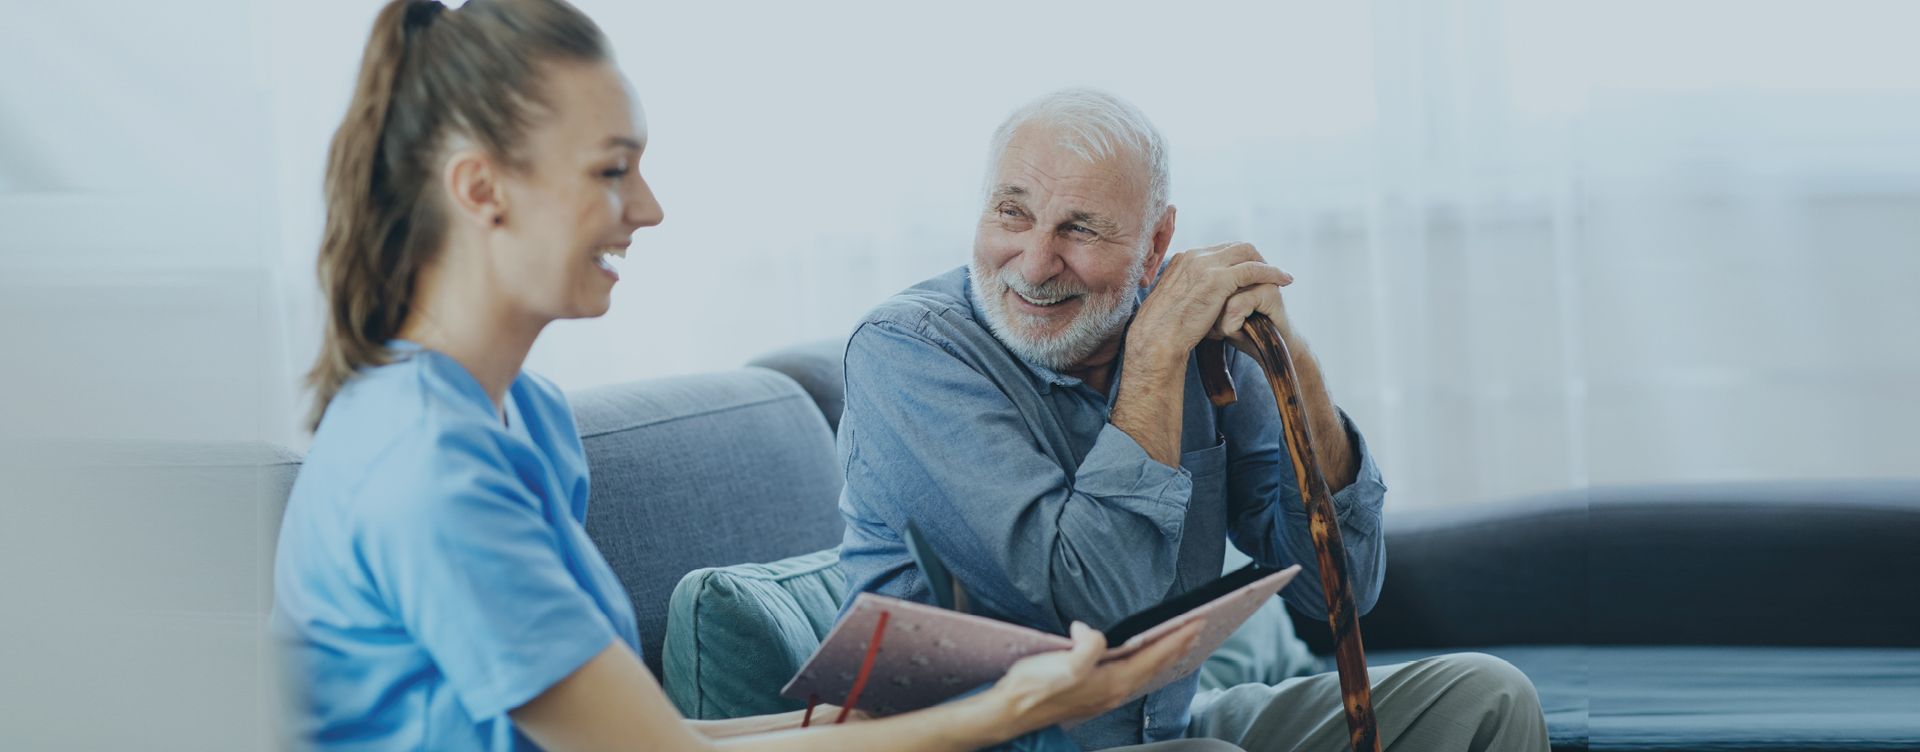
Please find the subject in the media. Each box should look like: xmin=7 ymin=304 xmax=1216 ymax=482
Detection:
xmin=969 ymin=254 xmax=1146 ymax=372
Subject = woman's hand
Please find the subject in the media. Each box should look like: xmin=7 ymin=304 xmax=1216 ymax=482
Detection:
xmin=988 ymin=620 xmax=1206 ymax=730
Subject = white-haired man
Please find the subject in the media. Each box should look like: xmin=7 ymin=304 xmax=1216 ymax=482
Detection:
xmin=835 ymin=89 xmax=1550 ymax=751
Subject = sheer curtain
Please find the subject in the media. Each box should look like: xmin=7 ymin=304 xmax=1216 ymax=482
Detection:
xmin=1326 ymin=0 xmax=1920 ymax=505
xmin=4 ymin=0 xmax=1913 ymax=503
xmin=532 ymin=0 xmax=1920 ymax=507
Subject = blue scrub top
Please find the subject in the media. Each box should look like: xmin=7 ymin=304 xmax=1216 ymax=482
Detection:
xmin=271 ymin=342 xmax=639 ymax=750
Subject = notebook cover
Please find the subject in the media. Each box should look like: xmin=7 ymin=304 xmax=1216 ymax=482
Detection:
xmin=779 ymin=564 xmax=1300 ymax=716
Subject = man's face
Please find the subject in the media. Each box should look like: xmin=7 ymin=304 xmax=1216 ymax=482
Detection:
xmin=969 ymin=125 xmax=1155 ymax=371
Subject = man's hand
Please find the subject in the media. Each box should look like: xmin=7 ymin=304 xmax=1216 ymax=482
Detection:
xmin=1126 ymin=242 xmax=1294 ymax=368
xmin=1113 ymin=242 xmax=1293 ymax=466
xmin=1123 ymin=241 xmax=1359 ymax=490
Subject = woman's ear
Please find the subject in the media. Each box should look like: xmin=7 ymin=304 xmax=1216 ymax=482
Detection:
xmin=443 ymin=147 xmax=508 ymax=229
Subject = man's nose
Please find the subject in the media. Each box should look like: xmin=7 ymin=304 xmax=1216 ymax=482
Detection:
xmin=1012 ymin=235 xmax=1066 ymax=286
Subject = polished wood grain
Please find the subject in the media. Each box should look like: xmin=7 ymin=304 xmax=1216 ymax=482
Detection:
xmin=1195 ymin=313 xmax=1380 ymax=752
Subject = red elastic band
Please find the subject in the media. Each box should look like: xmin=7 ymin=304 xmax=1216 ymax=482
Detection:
xmin=835 ymin=609 xmax=891 ymax=724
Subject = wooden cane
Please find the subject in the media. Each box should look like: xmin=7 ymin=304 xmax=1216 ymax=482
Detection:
xmin=1195 ymin=312 xmax=1381 ymax=752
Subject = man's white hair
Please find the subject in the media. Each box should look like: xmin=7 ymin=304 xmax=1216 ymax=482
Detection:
xmin=983 ymin=88 xmax=1171 ymax=243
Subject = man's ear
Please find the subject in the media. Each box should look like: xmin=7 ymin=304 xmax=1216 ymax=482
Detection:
xmin=1140 ymin=205 xmax=1177 ymax=287
xmin=443 ymin=146 xmax=508 ymax=229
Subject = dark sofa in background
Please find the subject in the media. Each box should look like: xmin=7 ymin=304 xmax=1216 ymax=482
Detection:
xmin=1298 ymin=482 xmax=1920 ymax=751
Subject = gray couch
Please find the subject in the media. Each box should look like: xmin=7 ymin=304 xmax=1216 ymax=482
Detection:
xmin=569 ymin=369 xmax=848 ymax=678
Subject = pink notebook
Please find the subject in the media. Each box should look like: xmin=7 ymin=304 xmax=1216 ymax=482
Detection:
xmin=780 ymin=564 xmax=1301 ymax=717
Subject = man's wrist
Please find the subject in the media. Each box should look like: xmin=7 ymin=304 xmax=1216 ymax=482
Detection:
xmin=1114 ymin=332 xmax=1190 ymax=467
xmin=1122 ymin=330 xmax=1188 ymax=382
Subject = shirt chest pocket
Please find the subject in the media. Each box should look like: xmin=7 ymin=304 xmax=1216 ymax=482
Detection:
xmin=1179 ymin=436 xmax=1228 ymax=481
xmin=1173 ymin=437 xmax=1229 ymax=592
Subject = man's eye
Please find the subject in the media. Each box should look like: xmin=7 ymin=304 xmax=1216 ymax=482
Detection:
xmin=1066 ymin=224 xmax=1094 ymax=237
xmin=999 ymin=206 xmax=1022 ymax=218
xmin=601 ymin=166 xmax=630 ymax=180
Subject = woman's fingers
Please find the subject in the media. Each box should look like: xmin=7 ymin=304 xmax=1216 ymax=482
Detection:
xmin=1105 ymin=620 xmax=1206 ymax=690
xmin=1065 ymin=621 xmax=1107 ymax=677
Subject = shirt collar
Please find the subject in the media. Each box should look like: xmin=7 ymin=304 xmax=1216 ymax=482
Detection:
xmin=384 ymin=338 xmax=512 ymax=422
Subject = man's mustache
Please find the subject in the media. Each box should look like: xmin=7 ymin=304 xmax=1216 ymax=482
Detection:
xmin=996 ymin=271 xmax=1087 ymax=301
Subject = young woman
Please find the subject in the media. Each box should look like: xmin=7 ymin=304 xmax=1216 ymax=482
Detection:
xmin=269 ymin=1 xmax=1220 ymax=750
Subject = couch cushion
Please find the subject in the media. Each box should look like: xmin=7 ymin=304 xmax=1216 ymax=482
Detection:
xmin=663 ymin=549 xmax=850 ymax=719
xmin=571 ymin=369 xmax=844 ymax=678
xmin=1368 ymin=645 xmax=1589 ymax=751
xmin=1366 ymin=645 xmax=1920 ymax=752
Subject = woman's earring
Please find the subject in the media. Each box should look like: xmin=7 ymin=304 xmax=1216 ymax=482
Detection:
xmin=492 ymin=214 xmax=504 ymax=226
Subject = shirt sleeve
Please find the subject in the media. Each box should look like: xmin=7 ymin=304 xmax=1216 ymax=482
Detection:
xmin=353 ymin=423 xmax=618 ymax=721
xmin=839 ymin=317 xmax=1193 ymax=632
xmin=1218 ymin=347 xmax=1389 ymax=619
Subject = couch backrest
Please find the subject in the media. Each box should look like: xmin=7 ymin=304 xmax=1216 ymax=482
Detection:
xmin=1293 ymin=489 xmax=1589 ymax=652
xmin=745 ymin=339 xmax=847 ymax=434
xmin=1290 ymin=480 xmax=1920 ymax=651
xmin=571 ymin=368 xmax=845 ymax=677
xmin=1585 ymin=480 xmax=1920 ymax=647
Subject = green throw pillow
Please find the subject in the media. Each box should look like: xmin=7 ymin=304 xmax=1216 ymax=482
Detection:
xmin=663 ymin=549 xmax=849 ymax=719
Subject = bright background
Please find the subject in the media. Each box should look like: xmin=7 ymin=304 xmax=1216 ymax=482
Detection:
xmin=7 ymin=0 xmax=1919 ymax=508
xmin=2 ymin=0 xmax=1918 ymax=747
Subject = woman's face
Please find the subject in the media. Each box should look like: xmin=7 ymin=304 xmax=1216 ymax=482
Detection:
xmin=488 ymin=60 xmax=662 ymax=322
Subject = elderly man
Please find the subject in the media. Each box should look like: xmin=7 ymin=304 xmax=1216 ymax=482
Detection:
xmin=835 ymin=89 xmax=1549 ymax=751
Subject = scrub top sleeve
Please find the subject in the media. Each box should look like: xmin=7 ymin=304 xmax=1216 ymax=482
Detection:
xmin=355 ymin=427 xmax=620 ymax=722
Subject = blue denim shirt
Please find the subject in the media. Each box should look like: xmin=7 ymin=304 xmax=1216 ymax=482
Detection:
xmin=836 ymin=266 xmax=1388 ymax=749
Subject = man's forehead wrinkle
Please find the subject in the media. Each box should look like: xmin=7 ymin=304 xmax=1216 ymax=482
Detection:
xmin=1001 ymin=162 xmax=1138 ymax=202
xmin=1000 ymin=144 xmax=1071 ymax=188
